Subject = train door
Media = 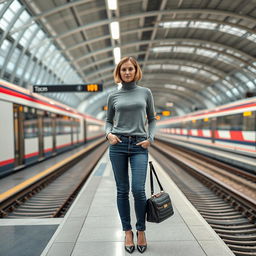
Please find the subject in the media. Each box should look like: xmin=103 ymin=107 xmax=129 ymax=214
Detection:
xmin=76 ymin=119 xmax=79 ymax=143
xmin=83 ymin=119 xmax=87 ymax=143
xmin=13 ymin=104 xmax=25 ymax=167
xmin=211 ymin=117 xmax=217 ymax=143
xmin=70 ymin=117 xmax=74 ymax=146
xmin=37 ymin=110 xmax=44 ymax=159
xmin=254 ymin=112 xmax=256 ymax=151
xmin=52 ymin=113 xmax=56 ymax=154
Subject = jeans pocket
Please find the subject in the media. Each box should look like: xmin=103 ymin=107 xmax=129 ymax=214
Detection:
xmin=136 ymin=137 xmax=147 ymax=144
xmin=135 ymin=138 xmax=147 ymax=149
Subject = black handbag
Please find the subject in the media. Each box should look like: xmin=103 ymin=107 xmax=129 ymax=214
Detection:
xmin=146 ymin=161 xmax=174 ymax=223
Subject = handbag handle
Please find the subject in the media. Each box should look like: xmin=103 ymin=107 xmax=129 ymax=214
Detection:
xmin=149 ymin=161 xmax=164 ymax=196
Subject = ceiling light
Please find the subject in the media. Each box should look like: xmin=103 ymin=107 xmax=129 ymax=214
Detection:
xmin=113 ymin=47 xmax=121 ymax=64
xmin=166 ymin=102 xmax=173 ymax=107
xmin=110 ymin=21 xmax=120 ymax=40
xmin=107 ymin=0 xmax=117 ymax=10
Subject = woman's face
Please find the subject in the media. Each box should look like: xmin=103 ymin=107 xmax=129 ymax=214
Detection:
xmin=120 ymin=61 xmax=136 ymax=83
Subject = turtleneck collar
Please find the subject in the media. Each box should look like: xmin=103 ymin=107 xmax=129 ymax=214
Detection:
xmin=121 ymin=81 xmax=137 ymax=90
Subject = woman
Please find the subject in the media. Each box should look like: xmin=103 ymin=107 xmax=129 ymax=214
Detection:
xmin=105 ymin=56 xmax=156 ymax=254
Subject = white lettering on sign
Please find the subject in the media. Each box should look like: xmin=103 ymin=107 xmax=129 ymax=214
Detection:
xmin=34 ymin=86 xmax=48 ymax=92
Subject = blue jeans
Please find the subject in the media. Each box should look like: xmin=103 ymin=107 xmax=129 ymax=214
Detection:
xmin=109 ymin=134 xmax=148 ymax=231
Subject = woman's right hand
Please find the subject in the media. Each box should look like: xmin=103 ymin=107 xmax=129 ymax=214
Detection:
xmin=107 ymin=133 xmax=122 ymax=145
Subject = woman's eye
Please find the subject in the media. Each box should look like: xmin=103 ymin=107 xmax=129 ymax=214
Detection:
xmin=121 ymin=68 xmax=134 ymax=72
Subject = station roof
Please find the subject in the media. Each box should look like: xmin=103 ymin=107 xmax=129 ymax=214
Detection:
xmin=0 ymin=0 xmax=256 ymax=117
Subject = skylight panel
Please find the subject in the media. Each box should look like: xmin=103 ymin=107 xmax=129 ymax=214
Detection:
xmin=147 ymin=64 xmax=161 ymax=70
xmin=152 ymin=46 xmax=172 ymax=52
xmin=208 ymin=74 xmax=219 ymax=81
xmin=219 ymin=24 xmax=247 ymax=36
xmin=247 ymin=66 xmax=256 ymax=73
xmin=218 ymin=55 xmax=235 ymax=64
xmin=162 ymin=64 xmax=179 ymax=70
xmin=226 ymin=91 xmax=232 ymax=97
xmin=174 ymin=46 xmax=194 ymax=53
xmin=159 ymin=21 xmax=188 ymax=28
xmin=247 ymin=33 xmax=256 ymax=43
xmin=180 ymin=66 xmax=197 ymax=73
xmin=0 ymin=39 xmax=11 ymax=66
xmin=246 ymin=81 xmax=255 ymax=89
xmin=222 ymin=80 xmax=233 ymax=89
xmin=165 ymin=84 xmax=185 ymax=91
xmin=30 ymin=30 xmax=45 ymax=50
xmin=198 ymin=70 xmax=210 ymax=77
xmin=19 ymin=24 xmax=37 ymax=47
xmin=190 ymin=21 xmax=217 ymax=29
xmin=232 ymin=87 xmax=239 ymax=95
xmin=159 ymin=21 xmax=256 ymax=43
xmin=196 ymin=49 xmax=217 ymax=58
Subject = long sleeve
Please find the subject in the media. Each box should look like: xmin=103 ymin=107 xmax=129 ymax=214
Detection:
xmin=146 ymin=89 xmax=156 ymax=143
xmin=105 ymin=94 xmax=115 ymax=137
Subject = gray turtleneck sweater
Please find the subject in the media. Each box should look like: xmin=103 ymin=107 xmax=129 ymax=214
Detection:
xmin=105 ymin=82 xmax=156 ymax=142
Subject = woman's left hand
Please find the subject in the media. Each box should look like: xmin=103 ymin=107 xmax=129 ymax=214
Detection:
xmin=136 ymin=140 xmax=151 ymax=149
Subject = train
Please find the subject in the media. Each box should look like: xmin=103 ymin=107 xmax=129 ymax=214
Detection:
xmin=0 ymin=79 xmax=104 ymax=177
xmin=157 ymin=97 xmax=256 ymax=158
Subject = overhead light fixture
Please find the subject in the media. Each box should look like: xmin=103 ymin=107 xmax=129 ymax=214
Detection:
xmin=110 ymin=21 xmax=120 ymax=40
xmin=166 ymin=102 xmax=173 ymax=107
xmin=107 ymin=0 xmax=117 ymax=10
xmin=113 ymin=47 xmax=121 ymax=64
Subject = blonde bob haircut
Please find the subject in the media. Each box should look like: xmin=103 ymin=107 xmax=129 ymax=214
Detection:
xmin=113 ymin=56 xmax=142 ymax=83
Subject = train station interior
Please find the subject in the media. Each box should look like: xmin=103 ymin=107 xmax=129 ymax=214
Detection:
xmin=0 ymin=0 xmax=255 ymax=256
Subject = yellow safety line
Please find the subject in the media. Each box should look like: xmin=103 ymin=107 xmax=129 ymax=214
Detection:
xmin=0 ymin=139 xmax=103 ymax=202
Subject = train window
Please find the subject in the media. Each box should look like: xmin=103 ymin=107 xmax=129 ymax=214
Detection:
xmin=56 ymin=115 xmax=72 ymax=135
xmin=181 ymin=121 xmax=187 ymax=129
xmin=24 ymin=107 xmax=38 ymax=138
xmin=217 ymin=114 xmax=243 ymax=130
xmin=243 ymin=111 xmax=256 ymax=131
xmin=73 ymin=119 xmax=80 ymax=134
xmin=202 ymin=118 xmax=211 ymax=129
xmin=43 ymin=112 xmax=52 ymax=136
xmin=190 ymin=119 xmax=202 ymax=129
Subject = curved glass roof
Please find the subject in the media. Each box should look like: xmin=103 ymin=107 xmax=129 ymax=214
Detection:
xmin=0 ymin=0 xmax=255 ymax=116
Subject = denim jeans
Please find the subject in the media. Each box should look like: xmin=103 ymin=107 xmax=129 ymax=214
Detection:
xmin=109 ymin=134 xmax=148 ymax=231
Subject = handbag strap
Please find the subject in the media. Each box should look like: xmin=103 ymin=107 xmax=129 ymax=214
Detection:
xmin=149 ymin=161 xmax=164 ymax=196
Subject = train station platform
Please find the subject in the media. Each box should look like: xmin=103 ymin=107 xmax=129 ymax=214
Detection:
xmin=35 ymin=150 xmax=234 ymax=256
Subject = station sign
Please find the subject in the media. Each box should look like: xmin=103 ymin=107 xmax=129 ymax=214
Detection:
xmin=162 ymin=111 xmax=171 ymax=116
xmin=33 ymin=84 xmax=103 ymax=93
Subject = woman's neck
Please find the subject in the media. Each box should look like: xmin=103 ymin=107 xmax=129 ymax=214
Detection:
xmin=121 ymin=81 xmax=137 ymax=90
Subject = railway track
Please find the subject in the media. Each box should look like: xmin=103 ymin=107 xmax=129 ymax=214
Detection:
xmin=151 ymin=139 xmax=256 ymax=256
xmin=0 ymin=139 xmax=108 ymax=218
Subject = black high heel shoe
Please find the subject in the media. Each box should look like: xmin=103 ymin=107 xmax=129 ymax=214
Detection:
xmin=136 ymin=231 xmax=147 ymax=253
xmin=124 ymin=231 xmax=135 ymax=254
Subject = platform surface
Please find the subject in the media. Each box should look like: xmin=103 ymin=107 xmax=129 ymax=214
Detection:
xmin=39 ymin=149 xmax=234 ymax=256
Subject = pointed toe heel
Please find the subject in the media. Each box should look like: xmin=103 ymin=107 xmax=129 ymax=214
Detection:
xmin=136 ymin=231 xmax=147 ymax=254
xmin=125 ymin=245 xmax=135 ymax=254
xmin=137 ymin=244 xmax=147 ymax=253
xmin=124 ymin=231 xmax=135 ymax=254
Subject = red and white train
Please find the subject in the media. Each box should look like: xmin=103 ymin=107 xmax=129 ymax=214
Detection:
xmin=0 ymin=80 xmax=104 ymax=177
xmin=157 ymin=97 xmax=256 ymax=158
